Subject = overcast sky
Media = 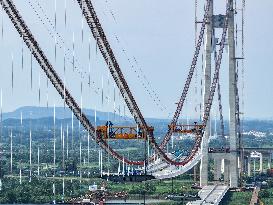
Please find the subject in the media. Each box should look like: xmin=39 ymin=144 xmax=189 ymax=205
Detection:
xmin=0 ymin=0 xmax=272 ymax=120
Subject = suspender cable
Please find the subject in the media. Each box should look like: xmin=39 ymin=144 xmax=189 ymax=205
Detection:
xmin=19 ymin=112 xmax=23 ymax=184
xmin=101 ymin=76 xmax=104 ymax=107
xmin=88 ymin=36 xmax=91 ymax=87
xmin=21 ymin=38 xmax=24 ymax=70
xmin=1 ymin=0 xmax=2 ymax=39
xmin=72 ymin=32 xmax=75 ymax=71
xmin=53 ymin=104 xmax=56 ymax=200
xmin=54 ymin=0 xmax=57 ymax=62
xmin=113 ymin=85 xmax=116 ymax=121
xmin=10 ymin=130 xmax=12 ymax=174
xmin=107 ymin=70 xmax=110 ymax=175
xmin=64 ymin=0 xmax=67 ymax=28
xmin=38 ymin=71 xmax=41 ymax=104
xmin=37 ymin=146 xmax=40 ymax=177
xmin=94 ymin=106 xmax=97 ymax=150
xmin=241 ymin=0 xmax=245 ymax=134
xmin=0 ymin=5 xmax=2 ymax=185
xmin=61 ymin=125 xmax=65 ymax=171
xmin=87 ymin=130 xmax=90 ymax=165
xmin=0 ymin=89 xmax=2 ymax=186
xmin=195 ymin=0 xmax=198 ymax=46
xmin=29 ymin=120 xmax=32 ymax=182
xmin=11 ymin=53 xmax=13 ymax=91
xmin=66 ymin=124 xmax=69 ymax=159
xmin=79 ymin=121 xmax=82 ymax=183
xmin=79 ymin=102 xmax=82 ymax=185
xmin=30 ymin=50 xmax=33 ymax=90
xmin=81 ymin=0 xmax=84 ymax=43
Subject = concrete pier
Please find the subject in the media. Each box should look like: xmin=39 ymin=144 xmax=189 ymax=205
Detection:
xmin=224 ymin=159 xmax=230 ymax=183
xmin=268 ymin=153 xmax=272 ymax=169
xmin=247 ymin=157 xmax=251 ymax=176
xmin=260 ymin=154 xmax=263 ymax=173
xmin=214 ymin=158 xmax=222 ymax=181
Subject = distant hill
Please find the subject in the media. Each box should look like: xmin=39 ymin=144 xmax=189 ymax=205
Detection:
xmin=2 ymin=106 xmax=131 ymax=122
xmin=2 ymin=106 xmax=273 ymax=133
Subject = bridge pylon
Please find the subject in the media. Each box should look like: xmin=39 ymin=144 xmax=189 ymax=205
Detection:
xmin=200 ymin=0 xmax=213 ymax=187
xmin=200 ymin=0 xmax=239 ymax=188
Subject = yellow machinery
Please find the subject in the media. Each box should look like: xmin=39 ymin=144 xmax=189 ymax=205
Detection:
xmin=96 ymin=121 xmax=154 ymax=140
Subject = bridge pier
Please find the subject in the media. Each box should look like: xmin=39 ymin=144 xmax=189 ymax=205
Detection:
xmin=268 ymin=153 xmax=272 ymax=170
xmin=224 ymin=159 xmax=230 ymax=183
xmin=247 ymin=156 xmax=251 ymax=176
xmin=242 ymin=155 xmax=248 ymax=174
xmin=214 ymin=158 xmax=222 ymax=181
xmin=260 ymin=154 xmax=263 ymax=173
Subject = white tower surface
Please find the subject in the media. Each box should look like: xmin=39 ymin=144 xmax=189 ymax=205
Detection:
xmin=200 ymin=0 xmax=213 ymax=187
xmin=228 ymin=0 xmax=239 ymax=188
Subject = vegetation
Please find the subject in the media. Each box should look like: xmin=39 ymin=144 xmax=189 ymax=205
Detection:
xmin=108 ymin=179 xmax=197 ymax=196
xmin=1 ymin=115 xmax=273 ymax=203
xmin=0 ymin=176 xmax=197 ymax=204
xmin=259 ymin=183 xmax=273 ymax=204
xmin=220 ymin=191 xmax=252 ymax=205
xmin=0 ymin=177 xmax=88 ymax=203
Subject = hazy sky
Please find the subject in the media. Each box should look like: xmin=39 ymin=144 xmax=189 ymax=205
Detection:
xmin=0 ymin=0 xmax=272 ymax=120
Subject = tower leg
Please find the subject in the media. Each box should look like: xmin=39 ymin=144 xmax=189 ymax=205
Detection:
xmin=200 ymin=0 xmax=213 ymax=187
xmin=228 ymin=0 xmax=238 ymax=188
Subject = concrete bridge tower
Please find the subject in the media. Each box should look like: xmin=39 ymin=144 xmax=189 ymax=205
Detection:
xmin=200 ymin=0 xmax=239 ymax=188
xmin=200 ymin=0 xmax=213 ymax=187
xmin=228 ymin=0 xmax=239 ymax=188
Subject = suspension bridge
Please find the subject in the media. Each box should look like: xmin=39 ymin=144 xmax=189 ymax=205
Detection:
xmin=0 ymin=0 xmax=246 ymax=204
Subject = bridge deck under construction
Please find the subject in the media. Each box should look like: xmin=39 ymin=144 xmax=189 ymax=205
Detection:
xmin=187 ymin=185 xmax=229 ymax=205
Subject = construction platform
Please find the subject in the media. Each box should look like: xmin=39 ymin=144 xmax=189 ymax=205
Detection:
xmin=186 ymin=185 xmax=229 ymax=205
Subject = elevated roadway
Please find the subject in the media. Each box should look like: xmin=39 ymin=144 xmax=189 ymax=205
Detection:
xmin=186 ymin=185 xmax=229 ymax=205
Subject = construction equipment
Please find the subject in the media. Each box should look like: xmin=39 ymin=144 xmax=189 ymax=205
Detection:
xmin=168 ymin=122 xmax=204 ymax=135
xmin=97 ymin=121 xmax=154 ymax=140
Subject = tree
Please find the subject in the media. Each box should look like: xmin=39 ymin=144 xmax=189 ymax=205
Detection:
xmin=259 ymin=190 xmax=270 ymax=198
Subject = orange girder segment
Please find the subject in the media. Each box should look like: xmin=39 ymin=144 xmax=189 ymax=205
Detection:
xmin=96 ymin=125 xmax=154 ymax=140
